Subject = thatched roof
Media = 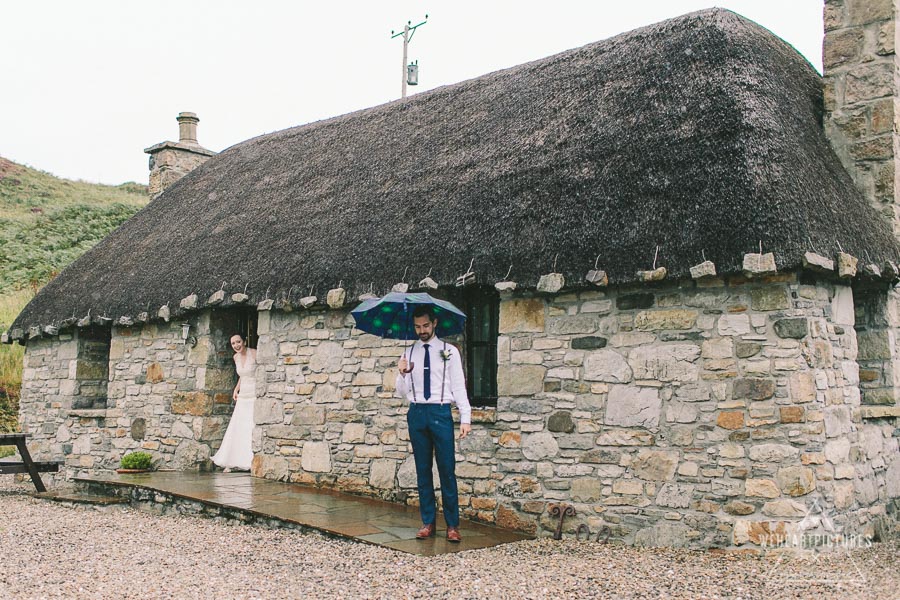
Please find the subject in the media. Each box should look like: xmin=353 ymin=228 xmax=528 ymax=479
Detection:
xmin=9 ymin=8 xmax=900 ymax=336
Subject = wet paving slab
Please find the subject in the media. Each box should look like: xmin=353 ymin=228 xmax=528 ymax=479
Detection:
xmin=75 ymin=471 xmax=532 ymax=556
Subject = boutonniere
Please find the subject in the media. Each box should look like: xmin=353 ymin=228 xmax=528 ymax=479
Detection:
xmin=440 ymin=349 xmax=452 ymax=362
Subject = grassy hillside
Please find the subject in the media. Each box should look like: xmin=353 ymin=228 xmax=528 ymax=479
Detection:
xmin=0 ymin=291 xmax=28 ymax=435
xmin=0 ymin=156 xmax=148 ymax=433
xmin=0 ymin=157 xmax=148 ymax=291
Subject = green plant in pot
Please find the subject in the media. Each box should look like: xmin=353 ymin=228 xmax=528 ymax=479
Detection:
xmin=117 ymin=451 xmax=153 ymax=473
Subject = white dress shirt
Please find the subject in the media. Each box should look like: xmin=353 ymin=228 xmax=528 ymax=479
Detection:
xmin=395 ymin=336 xmax=472 ymax=424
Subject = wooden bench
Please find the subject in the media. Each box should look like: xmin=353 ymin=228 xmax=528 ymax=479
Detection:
xmin=0 ymin=433 xmax=60 ymax=493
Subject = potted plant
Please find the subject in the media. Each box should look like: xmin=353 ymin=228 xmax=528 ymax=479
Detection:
xmin=116 ymin=451 xmax=153 ymax=473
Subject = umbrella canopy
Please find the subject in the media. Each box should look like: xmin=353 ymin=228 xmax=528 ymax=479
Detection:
xmin=351 ymin=292 xmax=466 ymax=340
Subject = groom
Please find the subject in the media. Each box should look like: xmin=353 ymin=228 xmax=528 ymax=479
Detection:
xmin=396 ymin=305 xmax=471 ymax=543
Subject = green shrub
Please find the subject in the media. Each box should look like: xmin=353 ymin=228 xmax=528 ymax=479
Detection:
xmin=120 ymin=451 xmax=153 ymax=470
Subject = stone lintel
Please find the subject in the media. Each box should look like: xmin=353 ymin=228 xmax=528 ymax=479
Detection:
xmin=68 ymin=409 xmax=108 ymax=418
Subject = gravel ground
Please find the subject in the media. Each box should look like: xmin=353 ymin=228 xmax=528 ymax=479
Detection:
xmin=1 ymin=482 xmax=897 ymax=600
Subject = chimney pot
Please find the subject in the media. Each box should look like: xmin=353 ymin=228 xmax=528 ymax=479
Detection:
xmin=177 ymin=111 xmax=200 ymax=145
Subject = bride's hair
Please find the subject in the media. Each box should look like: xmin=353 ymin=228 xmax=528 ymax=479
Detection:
xmin=230 ymin=333 xmax=246 ymax=341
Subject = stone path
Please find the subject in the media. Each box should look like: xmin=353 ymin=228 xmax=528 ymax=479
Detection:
xmin=76 ymin=471 xmax=529 ymax=556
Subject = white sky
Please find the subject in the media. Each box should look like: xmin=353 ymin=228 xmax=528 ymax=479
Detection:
xmin=2 ymin=1 xmax=824 ymax=186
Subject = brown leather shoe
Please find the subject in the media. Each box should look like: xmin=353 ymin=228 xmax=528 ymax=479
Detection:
xmin=447 ymin=527 xmax=462 ymax=543
xmin=416 ymin=523 xmax=436 ymax=539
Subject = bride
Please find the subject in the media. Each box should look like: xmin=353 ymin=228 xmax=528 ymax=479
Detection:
xmin=212 ymin=334 xmax=256 ymax=472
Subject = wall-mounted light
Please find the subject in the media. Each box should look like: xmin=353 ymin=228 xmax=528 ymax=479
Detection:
xmin=181 ymin=322 xmax=197 ymax=347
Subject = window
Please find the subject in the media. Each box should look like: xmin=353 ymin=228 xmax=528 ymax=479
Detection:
xmin=236 ymin=308 xmax=259 ymax=349
xmin=852 ymin=284 xmax=896 ymax=405
xmin=72 ymin=325 xmax=111 ymax=409
xmin=444 ymin=285 xmax=499 ymax=407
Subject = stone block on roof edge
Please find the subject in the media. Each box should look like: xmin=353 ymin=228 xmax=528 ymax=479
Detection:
xmin=802 ymin=252 xmax=834 ymax=273
xmin=690 ymin=261 xmax=716 ymax=279
xmin=231 ymin=293 xmax=249 ymax=304
xmin=537 ymin=273 xmax=565 ymax=293
xmin=863 ymin=263 xmax=881 ymax=277
xmin=742 ymin=252 xmax=777 ymax=276
xmin=257 ymin=298 xmax=274 ymax=311
xmin=326 ymin=287 xmax=346 ymax=308
xmin=158 ymin=305 xmax=171 ymax=322
xmin=300 ymin=295 xmax=317 ymax=308
xmin=585 ymin=269 xmax=608 ymax=286
xmin=637 ymin=267 xmax=667 ymax=282
xmin=837 ymin=253 xmax=858 ymax=278
xmin=391 ymin=283 xmax=409 ymax=293
xmin=495 ymin=281 xmax=517 ymax=293
xmin=180 ymin=294 xmax=198 ymax=310
xmin=207 ymin=290 xmax=226 ymax=305
xmin=417 ymin=276 xmax=438 ymax=290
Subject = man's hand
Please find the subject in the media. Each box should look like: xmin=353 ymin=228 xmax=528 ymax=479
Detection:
xmin=398 ymin=357 xmax=414 ymax=374
xmin=459 ymin=423 xmax=471 ymax=439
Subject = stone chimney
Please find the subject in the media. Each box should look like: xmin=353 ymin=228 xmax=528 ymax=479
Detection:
xmin=823 ymin=0 xmax=897 ymax=235
xmin=144 ymin=112 xmax=216 ymax=198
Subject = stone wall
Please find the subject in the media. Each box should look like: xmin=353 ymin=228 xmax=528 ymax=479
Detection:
xmin=19 ymin=311 xmax=241 ymax=478
xmin=250 ymin=309 xmax=409 ymax=495
xmin=823 ymin=0 xmax=900 ymax=448
xmin=20 ymin=333 xmax=81 ymax=462
xmin=18 ymin=275 xmax=899 ymax=547
xmin=491 ymin=278 xmax=896 ymax=545
xmin=824 ymin=0 xmax=898 ymax=230
xmin=250 ymin=276 xmax=898 ymax=547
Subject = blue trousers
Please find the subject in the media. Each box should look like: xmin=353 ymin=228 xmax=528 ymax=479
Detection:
xmin=406 ymin=403 xmax=459 ymax=528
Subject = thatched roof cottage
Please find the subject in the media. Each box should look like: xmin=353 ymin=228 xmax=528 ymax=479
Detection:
xmin=7 ymin=5 xmax=900 ymax=547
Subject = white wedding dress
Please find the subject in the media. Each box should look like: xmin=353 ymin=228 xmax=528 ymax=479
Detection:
xmin=212 ymin=350 xmax=256 ymax=470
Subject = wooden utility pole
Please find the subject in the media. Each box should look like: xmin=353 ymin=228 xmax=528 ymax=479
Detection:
xmin=391 ymin=15 xmax=427 ymax=99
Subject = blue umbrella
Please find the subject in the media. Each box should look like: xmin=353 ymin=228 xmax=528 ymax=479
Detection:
xmin=351 ymin=292 xmax=466 ymax=340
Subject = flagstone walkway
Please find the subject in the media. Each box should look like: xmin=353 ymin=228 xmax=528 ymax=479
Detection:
xmin=74 ymin=471 xmax=530 ymax=556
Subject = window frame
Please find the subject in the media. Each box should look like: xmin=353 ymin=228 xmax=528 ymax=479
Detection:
xmin=443 ymin=285 xmax=499 ymax=408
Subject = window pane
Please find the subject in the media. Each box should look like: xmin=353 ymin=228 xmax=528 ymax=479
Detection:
xmin=467 ymin=299 xmax=492 ymax=341
xmin=470 ymin=346 xmax=495 ymax=399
